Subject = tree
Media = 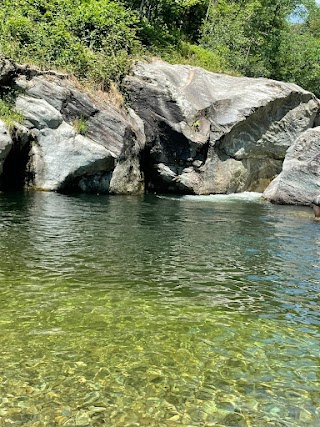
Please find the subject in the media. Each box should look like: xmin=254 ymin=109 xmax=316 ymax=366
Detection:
xmin=200 ymin=0 xmax=300 ymax=78
xmin=123 ymin=0 xmax=208 ymax=45
xmin=278 ymin=1 xmax=320 ymax=96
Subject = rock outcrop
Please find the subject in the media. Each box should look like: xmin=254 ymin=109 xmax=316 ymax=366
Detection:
xmin=0 ymin=59 xmax=144 ymax=194
xmin=0 ymin=57 xmax=319 ymax=200
xmin=263 ymin=127 xmax=320 ymax=205
xmin=124 ymin=60 xmax=319 ymax=194
xmin=15 ymin=73 xmax=144 ymax=193
xmin=0 ymin=59 xmax=17 ymax=86
xmin=0 ymin=120 xmax=13 ymax=176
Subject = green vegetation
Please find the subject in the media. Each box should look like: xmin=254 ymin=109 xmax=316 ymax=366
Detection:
xmin=192 ymin=119 xmax=201 ymax=131
xmin=200 ymin=0 xmax=320 ymax=96
xmin=0 ymin=0 xmax=319 ymax=95
xmin=73 ymin=116 xmax=89 ymax=135
xmin=0 ymin=0 xmax=140 ymax=89
xmin=0 ymin=90 xmax=24 ymax=131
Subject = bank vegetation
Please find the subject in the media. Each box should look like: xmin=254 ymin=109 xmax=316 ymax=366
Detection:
xmin=0 ymin=0 xmax=319 ymax=96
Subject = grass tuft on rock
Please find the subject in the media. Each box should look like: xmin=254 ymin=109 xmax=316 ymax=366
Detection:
xmin=73 ymin=116 xmax=89 ymax=136
xmin=0 ymin=95 xmax=24 ymax=132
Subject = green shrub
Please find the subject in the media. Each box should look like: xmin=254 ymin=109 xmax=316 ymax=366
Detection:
xmin=1 ymin=0 xmax=317 ymax=97
xmin=0 ymin=98 xmax=24 ymax=132
xmin=70 ymin=0 xmax=139 ymax=52
xmin=0 ymin=0 xmax=142 ymax=88
xmin=73 ymin=116 xmax=88 ymax=136
xmin=277 ymin=32 xmax=320 ymax=98
xmin=156 ymin=42 xmax=231 ymax=75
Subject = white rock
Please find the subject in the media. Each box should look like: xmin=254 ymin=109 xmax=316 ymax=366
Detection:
xmin=16 ymin=95 xmax=63 ymax=129
xmin=32 ymin=121 xmax=116 ymax=191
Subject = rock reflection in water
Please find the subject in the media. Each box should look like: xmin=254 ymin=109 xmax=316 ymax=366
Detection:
xmin=0 ymin=192 xmax=318 ymax=426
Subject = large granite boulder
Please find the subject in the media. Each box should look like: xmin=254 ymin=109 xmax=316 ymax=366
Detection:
xmin=124 ymin=60 xmax=319 ymax=194
xmin=13 ymin=73 xmax=144 ymax=193
xmin=263 ymin=127 xmax=320 ymax=205
xmin=0 ymin=58 xmax=319 ymax=198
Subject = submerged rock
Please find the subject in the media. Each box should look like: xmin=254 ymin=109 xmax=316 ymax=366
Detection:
xmin=124 ymin=60 xmax=319 ymax=194
xmin=263 ymin=127 xmax=320 ymax=205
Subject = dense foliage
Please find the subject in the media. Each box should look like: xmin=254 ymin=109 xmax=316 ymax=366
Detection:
xmin=0 ymin=0 xmax=140 ymax=88
xmin=201 ymin=0 xmax=320 ymax=95
xmin=0 ymin=0 xmax=319 ymax=95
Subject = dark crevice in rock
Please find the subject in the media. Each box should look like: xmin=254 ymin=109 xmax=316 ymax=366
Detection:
xmin=142 ymin=124 xmax=190 ymax=192
xmin=140 ymin=121 xmax=208 ymax=193
xmin=140 ymin=144 xmax=156 ymax=191
xmin=156 ymin=121 xmax=193 ymax=164
xmin=1 ymin=134 xmax=33 ymax=191
xmin=0 ymin=83 xmax=24 ymax=104
xmin=0 ymin=58 xmax=18 ymax=87
xmin=59 ymin=171 xmax=112 ymax=194
xmin=195 ymin=140 xmax=209 ymax=165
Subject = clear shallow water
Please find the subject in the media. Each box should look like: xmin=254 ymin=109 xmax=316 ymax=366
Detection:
xmin=0 ymin=192 xmax=319 ymax=427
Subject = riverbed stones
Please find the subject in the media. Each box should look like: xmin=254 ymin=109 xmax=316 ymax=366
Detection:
xmin=263 ymin=127 xmax=320 ymax=205
xmin=124 ymin=60 xmax=319 ymax=194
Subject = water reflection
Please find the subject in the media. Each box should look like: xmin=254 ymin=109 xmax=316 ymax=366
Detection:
xmin=0 ymin=192 xmax=319 ymax=426
xmin=0 ymin=191 xmax=318 ymax=316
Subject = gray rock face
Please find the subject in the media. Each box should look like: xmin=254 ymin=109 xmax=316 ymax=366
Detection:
xmin=0 ymin=58 xmax=319 ymax=200
xmin=313 ymin=195 xmax=320 ymax=206
xmin=31 ymin=122 xmax=116 ymax=191
xmin=125 ymin=60 xmax=319 ymax=194
xmin=0 ymin=120 xmax=13 ymax=175
xmin=16 ymin=95 xmax=63 ymax=130
xmin=109 ymin=108 xmax=146 ymax=194
xmin=263 ymin=127 xmax=320 ymax=205
xmin=12 ymin=73 xmax=145 ymax=193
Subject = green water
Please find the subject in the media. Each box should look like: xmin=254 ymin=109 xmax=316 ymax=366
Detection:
xmin=0 ymin=192 xmax=319 ymax=427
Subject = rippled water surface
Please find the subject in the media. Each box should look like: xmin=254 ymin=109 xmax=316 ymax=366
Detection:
xmin=0 ymin=192 xmax=319 ymax=426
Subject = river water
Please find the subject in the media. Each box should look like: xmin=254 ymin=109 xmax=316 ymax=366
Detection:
xmin=0 ymin=192 xmax=319 ymax=426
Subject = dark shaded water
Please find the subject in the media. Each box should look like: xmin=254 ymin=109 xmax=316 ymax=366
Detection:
xmin=0 ymin=191 xmax=319 ymax=426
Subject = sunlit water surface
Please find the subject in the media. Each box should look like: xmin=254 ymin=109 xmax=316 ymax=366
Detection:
xmin=0 ymin=192 xmax=319 ymax=427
